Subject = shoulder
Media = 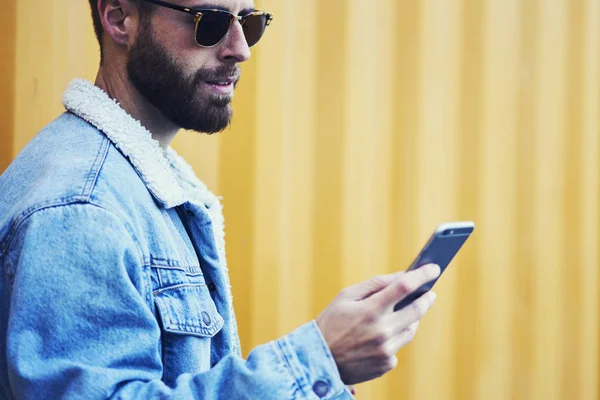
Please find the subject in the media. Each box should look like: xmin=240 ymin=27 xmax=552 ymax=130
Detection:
xmin=0 ymin=113 xmax=153 ymax=253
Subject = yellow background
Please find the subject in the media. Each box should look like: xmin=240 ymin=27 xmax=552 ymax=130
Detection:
xmin=1 ymin=1 xmax=599 ymax=399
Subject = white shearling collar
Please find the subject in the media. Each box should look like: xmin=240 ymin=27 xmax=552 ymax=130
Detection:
xmin=62 ymin=78 xmax=220 ymax=209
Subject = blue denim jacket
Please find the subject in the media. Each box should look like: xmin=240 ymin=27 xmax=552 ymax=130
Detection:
xmin=0 ymin=79 xmax=352 ymax=399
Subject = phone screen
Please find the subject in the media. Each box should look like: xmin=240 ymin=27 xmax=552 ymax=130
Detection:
xmin=394 ymin=224 xmax=474 ymax=312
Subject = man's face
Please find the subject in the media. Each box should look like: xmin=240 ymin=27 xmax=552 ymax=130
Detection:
xmin=127 ymin=0 xmax=254 ymax=133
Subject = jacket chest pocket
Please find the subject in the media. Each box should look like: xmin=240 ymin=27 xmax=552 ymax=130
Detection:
xmin=152 ymin=265 xmax=224 ymax=337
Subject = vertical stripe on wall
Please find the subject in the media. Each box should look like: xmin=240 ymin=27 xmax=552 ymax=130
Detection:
xmin=0 ymin=2 xmax=16 ymax=173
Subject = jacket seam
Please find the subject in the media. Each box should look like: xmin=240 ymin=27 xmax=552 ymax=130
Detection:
xmin=274 ymin=340 xmax=310 ymax=399
xmin=81 ymin=136 xmax=111 ymax=202
xmin=2 ymin=201 xmax=145 ymax=281
xmin=85 ymin=201 xmax=145 ymax=261
xmin=0 ymin=135 xmax=113 ymax=256
xmin=1 ymin=198 xmax=89 ymax=255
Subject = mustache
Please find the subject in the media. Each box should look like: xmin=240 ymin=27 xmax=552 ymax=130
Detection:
xmin=194 ymin=65 xmax=241 ymax=84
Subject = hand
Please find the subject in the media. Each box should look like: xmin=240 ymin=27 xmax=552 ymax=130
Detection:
xmin=316 ymin=264 xmax=440 ymax=385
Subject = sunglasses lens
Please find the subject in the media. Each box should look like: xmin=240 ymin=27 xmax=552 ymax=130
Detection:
xmin=243 ymin=14 xmax=268 ymax=47
xmin=196 ymin=12 xmax=231 ymax=46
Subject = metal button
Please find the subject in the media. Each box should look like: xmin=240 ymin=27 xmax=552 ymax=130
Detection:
xmin=208 ymin=282 xmax=216 ymax=291
xmin=202 ymin=311 xmax=212 ymax=326
xmin=312 ymin=380 xmax=329 ymax=398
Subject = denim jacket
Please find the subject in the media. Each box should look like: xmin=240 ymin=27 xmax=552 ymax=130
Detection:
xmin=0 ymin=79 xmax=352 ymax=399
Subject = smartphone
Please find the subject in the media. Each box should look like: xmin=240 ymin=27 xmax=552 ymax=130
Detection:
xmin=394 ymin=221 xmax=475 ymax=311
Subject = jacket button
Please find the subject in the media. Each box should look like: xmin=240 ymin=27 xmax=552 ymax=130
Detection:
xmin=186 ymin=210 xmax=195 ymax=217
xmin=202 ymin=311 xmax=212 ymax=326
xmin=208 ymin=282 xmax=216 ymax=291
xmin=312 ymin=380 xmax=329 ymax=397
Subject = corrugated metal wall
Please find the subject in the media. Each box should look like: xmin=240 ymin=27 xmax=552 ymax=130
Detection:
xmin=0 ymin=1 xmax=598 ymax=399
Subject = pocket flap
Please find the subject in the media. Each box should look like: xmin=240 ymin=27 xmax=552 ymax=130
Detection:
xmin=154 ymin=284 xmax=224 ymax=337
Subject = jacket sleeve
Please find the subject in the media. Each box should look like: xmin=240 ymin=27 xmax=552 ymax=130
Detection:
xmin=4 ymin=203 xmax=352 ymax=400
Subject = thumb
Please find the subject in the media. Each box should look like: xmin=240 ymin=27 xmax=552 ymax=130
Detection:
xmin=341 ymin=272 xmax=405 ymax=301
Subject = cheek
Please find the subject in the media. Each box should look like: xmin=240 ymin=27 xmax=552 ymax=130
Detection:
xmin=151 ymin=17 xmax=196 ymax=52
xmin=151 ymin=21 xmax=217 ymax=74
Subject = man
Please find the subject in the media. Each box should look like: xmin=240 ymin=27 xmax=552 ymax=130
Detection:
xmin=0 ymin=0 xmax=440 ymax=398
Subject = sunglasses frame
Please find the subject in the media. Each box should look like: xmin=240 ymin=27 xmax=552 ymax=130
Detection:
xmin=141 ymin=0 xmax=273 ymax=48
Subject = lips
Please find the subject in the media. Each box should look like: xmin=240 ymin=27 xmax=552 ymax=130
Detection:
xmin=203 ymin=77 xmax=238 ymax=96
xmin=206 ymin=79 xmax=233 ymax=86
xmin=205 ymin=75 xmax=239 ymax=86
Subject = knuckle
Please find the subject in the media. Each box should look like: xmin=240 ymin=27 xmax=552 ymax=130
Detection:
xmin=373 ymin=354 xmax=398 ymax=377
xmin=385 ymin=356 xmax=398 ymax=371
xmin=374 ymin=328 xmax=392 ymax=347
xmin=410 ymin=296 xmax=430 ymax=318
xmin=375 ymin=330 xmax=397 ymax=357
xmin=383 ymin=341 xmax=397 ymax=358
xmin=408 ymin=321 xmax=420 ymax=334
xmin=395 ymin=280 xmax=414 ymax=297
xmin=363 ymin=307 xmax=380 ymax=324
xmin=405 ymin=321 xmax=420 ymax=343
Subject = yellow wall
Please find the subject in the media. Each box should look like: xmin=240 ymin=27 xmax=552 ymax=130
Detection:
xmin=1 ymin=1 xmax=599 ymax=399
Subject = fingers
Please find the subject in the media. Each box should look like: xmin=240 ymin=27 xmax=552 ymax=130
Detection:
xmin=365 ymin=292 xmax=435 ymax=363
xmin=378 ymin=321 xmax=422 ymax=361
xmin=340 ymin=271 xmax=405 ymax=301
xmin=388 ymin=321 xmax=421 ymax=351
xmin=369 ymin=264 xmax=440 ymax=310
xmin=385 ymin=291 xmax=436 ymax=335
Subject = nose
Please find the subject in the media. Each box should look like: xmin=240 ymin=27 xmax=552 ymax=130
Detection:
xmin=218 ymin=20 xmax=251 ymax=63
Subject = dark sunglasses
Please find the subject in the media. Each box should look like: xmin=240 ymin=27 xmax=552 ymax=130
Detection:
xmin=141 ymin=0 xmax=273 ymax=48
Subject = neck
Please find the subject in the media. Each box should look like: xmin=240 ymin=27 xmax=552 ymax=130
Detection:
xmin=94 ymin=65 xmax=180 ymax=148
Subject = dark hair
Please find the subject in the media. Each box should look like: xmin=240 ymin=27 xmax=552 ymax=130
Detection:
xmin=88 ymin=0 xmax=153 ymax=60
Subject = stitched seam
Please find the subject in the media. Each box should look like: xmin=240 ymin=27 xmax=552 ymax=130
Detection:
xmin=152 ymin=265 xmax=203 ymax=276
xmin=87 ymin=201 xmax=144 ymax=261
xmin=142 ymin=263 xmax=154 ymax=310
xmin=149 ymin=257 xmax=201 ymax=271
xmin=159 ymin=318 xmax=223 ymax=336
xmin=312 ymin=321 xmax=347 ymax=398
xmin=1 ymin=198 xmax=89 ymax=255
xmin=81 ymin=137 xmax=110 ymax=201
xmin=274 ymin=340 xmax=311 ymax=398
xmin=152 ymin=283 xmax=206 ymax=296
xmin=156 ymin=265 xmax=163 ymax=288
xmin=2 ymin=202 xmax=144 ymax=281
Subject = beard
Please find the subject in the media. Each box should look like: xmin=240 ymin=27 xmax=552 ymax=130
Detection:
xmin=126 ymin=21 xmax=238 ymax=134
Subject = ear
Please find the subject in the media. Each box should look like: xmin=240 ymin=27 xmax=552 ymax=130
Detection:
xmin=97 ymin=0 xmax=139 ymax=47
